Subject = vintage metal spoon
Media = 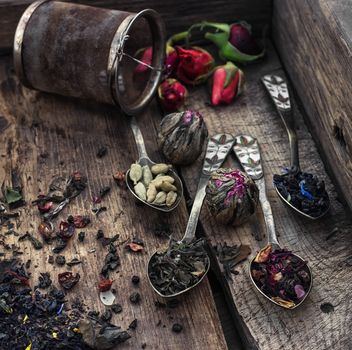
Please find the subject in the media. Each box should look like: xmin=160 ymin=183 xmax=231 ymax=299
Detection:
xmin=261 ymin=74 xmax=330 ymax=220
xmin=125 ymin=116 xmax=183 ymax=212
xmin=148 ymin=133 xmax=235 ymax=298
xmin=233 ymin=134 xmax=312 ymax=309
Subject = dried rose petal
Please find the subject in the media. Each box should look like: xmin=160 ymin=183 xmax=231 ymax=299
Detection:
xmin=294 ymin=284 xmax=306 ymax=299
xmin=113 ymin=171 xmax=125 ymax=183
xmin=72 ymin=215 xmax=91 ymax=228
xmin=254 ymin=244 xmax=272 ymax=263
xmin=125 ymin=243 xmax=144 ymax=252
xmin=38 ymin=221 xmax=54 ymax=240
xmin=98 ymin=279 xmax=113 ymax=292
xmin=57 ymin=221 xmax=75 ymax=240
xmin=58 ymin=272 xmax=80 ymax=290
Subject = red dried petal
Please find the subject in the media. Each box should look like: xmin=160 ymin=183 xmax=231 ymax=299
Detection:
xmin=125 ymin=243 xmax=144 ymax=252
xmin=72 ymin=215 xmax=91 ymax=228
xmin=98 ymin=279 xmax=113 ymax=292
xmin=57 ymin=221 xmax=75 ymax=240
xmin=58 ymin=272 xmax=80 ymax=290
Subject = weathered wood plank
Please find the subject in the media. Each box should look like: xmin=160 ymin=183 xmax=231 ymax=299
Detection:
xmin=0 ymin=0 xmax=272 ymax=53
xmin=272 ymin=0 xmax=352 ymax=212
xmin=173 ymin=42 xmax=352 ymax=350
xmin=0 ymin=55 xmax=228 ymax=349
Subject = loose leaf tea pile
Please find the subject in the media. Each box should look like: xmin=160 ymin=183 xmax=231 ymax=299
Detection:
xmin=250 ymin=244 xmax=311 ymax=309
xmin=148 ymin=238 xmax=209 ymax=296
xmin=273 ymin=169 xmax=329 ymax=218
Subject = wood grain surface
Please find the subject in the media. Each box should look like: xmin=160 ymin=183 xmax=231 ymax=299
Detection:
xmin=173 ymin=43 xmax=352 ymax=350
xmin=0 ymin=56 xmax=228 ymax=350
xmin=0 ymin=0 xmax=272 ymax=53
xmin=272 ymin=0 xmax=352 ymax=213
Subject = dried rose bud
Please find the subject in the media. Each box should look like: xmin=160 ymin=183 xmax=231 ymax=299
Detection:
xmin=164 ymin=45 xmax=179 ymax=77
xmin=175 ymin=46 xmax=214 ymax=85
xmin=211 ymin=62 xmax=244 ymax=106
xmin=158 ymin=110 xmax=208 ymax=165
xmin=158 ymin=78 xmax=187 ymax=111
xmin=205 ymin=168 xmax=259 ymax=225
xmin=134 ymin=46 xmax=152 ymax=75
xmin=201 ymin=21 xmax=265 ymax=63
xmin=36 ymin=195 xmax=53 ymax=213
xmin=98 ymin=279 xmax=113 ymax=292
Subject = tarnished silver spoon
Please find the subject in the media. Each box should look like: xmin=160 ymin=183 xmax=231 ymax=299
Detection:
xmin=126 ymin=116 xmax=183 ymax=212
xmin=261 ymin=74 xmax=330 ymax=220
xmin=148 ymin=133 xmax=235 ymax=298
xmin=233 ymin=134 xmax=312 ymax=309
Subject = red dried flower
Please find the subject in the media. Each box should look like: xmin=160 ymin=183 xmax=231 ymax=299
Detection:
xmin=36 ymin=195 xmax=53 ymax=213
xmin=175 ymin=46 xmax=214 ymax=85
xmin=98 ymin=279 xmax=113 ymax=292
xmin=57 ymin=221 xmax=75 ymax=240
xmin=211 ymin=62 xmax=244 ymax=106
xmin=58 ymin=272 xmax=80 ymax=290
xmin=72 ymin=215 xmax=91 ymax=228
xmin=158 ymin=78 xmax=187 ymax=111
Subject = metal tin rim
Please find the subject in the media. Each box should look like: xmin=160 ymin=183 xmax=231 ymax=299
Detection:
xmin=13 ymin=0 xmax=51 ymax=88
xmin=109 ymin=9 xmax=166 ymax=115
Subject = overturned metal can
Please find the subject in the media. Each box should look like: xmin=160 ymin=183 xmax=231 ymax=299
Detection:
xmin=14 ymin=0 xmax=166 ymax=115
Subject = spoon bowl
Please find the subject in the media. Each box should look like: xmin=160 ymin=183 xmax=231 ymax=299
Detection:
xmin=261 ymin=74 xmax=330 ymax=220
xmin=249 ymin=250 xmax=313 ymax=309
xmin=126 ymin=115 xmax=183 ymax=212
xmin=147 ymin=133 xmax=235 ymax=298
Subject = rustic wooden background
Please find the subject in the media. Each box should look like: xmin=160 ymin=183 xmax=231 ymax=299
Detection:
xmin=1 ymin=0 xmax=352 ymax=349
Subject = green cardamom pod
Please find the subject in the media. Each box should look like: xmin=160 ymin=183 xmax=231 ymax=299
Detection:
xmin=142 ymin=165 xmax=153 ymax=187
xmin=160 ymin=181 xmax=177 ymax=192
xmin=151 ymin=163 xmax=171 ymax=175
xmin=129 ymin=163 xmax=142 ymax=185
xmin=153 ymin=191 xmax=167 ymax=205
xmin=147 ymin=183 xmax=157 ymax=203
xmin=134 ymin=182 xmax=146 ymax=201
xmin=166 ymin=191 xmax=177 ymax=207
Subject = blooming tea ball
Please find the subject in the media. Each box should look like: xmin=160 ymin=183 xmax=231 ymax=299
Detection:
xmin=158 ymin=110 xmax=208 ymax=165
xmin=205 ymin=168 xmax=259 ymax=225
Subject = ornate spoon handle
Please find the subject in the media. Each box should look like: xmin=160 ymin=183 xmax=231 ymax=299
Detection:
xmin=182 ymin=134 xmax=235 ymax=243
xmin=233 ymin=135 xmax=279 ymax=247
xmin=261 ymin=75 xmax=299 ymax=169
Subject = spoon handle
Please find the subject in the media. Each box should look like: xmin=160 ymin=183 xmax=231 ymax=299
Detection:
xmin=233 ymin=135 xmax=279 ymax=247
xmin=129 ymin=115 xmax=149 ymax=161
xmin=261 ymin=75 xmax=300 ymax=170
xmin=182 ymin=134 xmax=235 ymax=243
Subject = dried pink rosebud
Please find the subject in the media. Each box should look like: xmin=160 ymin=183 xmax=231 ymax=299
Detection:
xmin=158 ymin=78 xmax=187 ymax=111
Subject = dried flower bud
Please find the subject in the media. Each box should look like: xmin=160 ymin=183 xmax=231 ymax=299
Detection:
xmin=158 ymin=110 xmax=208 ymax=165
xmin=158 ymin=78 xmax=188 ymax=111
xmin=205 ymin=168 xmax=259 ymax=225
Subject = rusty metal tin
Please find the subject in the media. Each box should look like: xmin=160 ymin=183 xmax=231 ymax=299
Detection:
xmin=14 ymin=1 xmax=166 ymax=115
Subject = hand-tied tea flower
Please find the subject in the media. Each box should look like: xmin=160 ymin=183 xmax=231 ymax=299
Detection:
xmin=158 ymin=110 xmax=208 ymax=165
xmin=206 ymin=168 xmax=259 ymax=225
xmin=158 ymin=78 xmax=188 ymax=111
xmin=273 ymin=168 xmax=330 ymax=218
xmin=251 ymin=244 xmax=311 ymax=309
xmin=211 ymin=62 xmax=244 ymax=106
xmin=148 ymin=238 xmax=209 ymax=296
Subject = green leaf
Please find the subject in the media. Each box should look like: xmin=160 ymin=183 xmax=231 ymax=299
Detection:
xmin=5 ymin=187 xmax=22 ymax=205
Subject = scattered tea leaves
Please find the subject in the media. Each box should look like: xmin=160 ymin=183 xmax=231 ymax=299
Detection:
xmin=172 ymin=323 xmax=183 ymax=333
xmin=129 ymin=292 xmax=141 ymax=304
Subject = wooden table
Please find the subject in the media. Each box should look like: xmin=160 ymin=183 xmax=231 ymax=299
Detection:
xmin=1 ymin=4 xmax=352 ymax=350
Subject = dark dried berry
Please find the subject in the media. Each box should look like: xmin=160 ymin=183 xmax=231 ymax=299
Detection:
xmin=172 ymin=323 xmax=183 ymax=333
xmin=111 ymin=303 xmax=122 ymax=314
xmin=131 ymin=275 xmax=140 ymax=285
xmin=55 ymin=255 xmax=66 ymax=266
xmin=78 ymin=231 xmax=85 ymax=242
xmin=129 ymin=292 xmax=141 ymax=304
xmin=101 ymin=310 xmax=112 ymax=322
